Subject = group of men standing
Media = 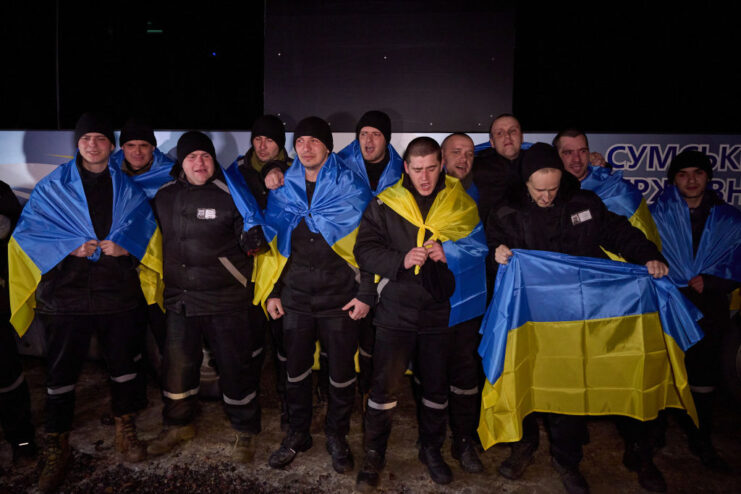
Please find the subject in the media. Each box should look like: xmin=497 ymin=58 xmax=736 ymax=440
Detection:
xmin=2 ymin=110 xmax=738 ymax=494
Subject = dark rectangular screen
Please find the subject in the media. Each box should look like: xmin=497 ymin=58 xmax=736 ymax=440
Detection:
xmin=265 ymin=1 xmax=514 ymax=133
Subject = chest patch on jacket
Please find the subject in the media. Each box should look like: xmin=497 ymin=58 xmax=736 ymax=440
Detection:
xmin=197 ymin=208 xmax=217 ymax=220
xmin=570 ymin=209 xmax=592 ymax=225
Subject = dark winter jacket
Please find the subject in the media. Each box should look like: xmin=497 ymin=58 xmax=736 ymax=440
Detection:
xmin=237 ymin=148 xmax=291 ymax=210
xmin=154 ymin=162 xmax=264 ymax=315
xmin=472 ymin=147 xmax=524 ymax=226
xmin=354 ymin=175 xmax=456 ymax=333
xmin=272 ymin=181 xmax=376 ymax=316
xmin=487 ymin=173 xmax=664 ymax=266
xmin=36 ymin=161 xmax=142 ymax=315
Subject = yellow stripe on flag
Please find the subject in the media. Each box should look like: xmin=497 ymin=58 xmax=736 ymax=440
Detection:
xmin=139 ymin=226 xmax=165 ymax=310
xmin=477 ymin=311 xmax=697 ymax=449
xmin=8 ymin=237 xmax=42 ymax=337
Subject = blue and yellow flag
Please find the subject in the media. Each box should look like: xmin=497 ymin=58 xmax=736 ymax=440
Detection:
xmin=336 ymin=140 xmax=403 ymax=195
xmin=110 ymin=148 xmax=175 ymax=200
xmin=581 ymin=165 xmax=662 ymax=259
xmin=9 ymin=156 xmax=163 ymax=336
xmin=221 ymin=160 xmax=267 ymax=233
xmin=651 ymin=185 xmax=741 ymax=286
xmin=253 ymin=154 xmax=371 ymax=308
xmin=377 ymin=176 xmax=488 ymax=326
xmin=477 ymin=249 xmax=703 ymax=448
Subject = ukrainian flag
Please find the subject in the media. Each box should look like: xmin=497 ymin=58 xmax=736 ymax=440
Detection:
xmin=253 ymin=153 xmax=372 ymax=309
xmin=477 ymin=249 xmax=703 ymax=448
xmin=110 ymin=148 xmax=175 ymax=200
xmin=650 ymin=185 xmax=741 ymax=287
xmin=336 ymin=140 xmax=403 ymax=195
xmin=376 ymin=175 xmax=488 ymax=325
xmin=8 ymin=156 xmax=163 ymax=336
xmin=221 ymin=159 xmax=268 ymax=233
xmin=581 ymin=165 xmax=662 ymax=259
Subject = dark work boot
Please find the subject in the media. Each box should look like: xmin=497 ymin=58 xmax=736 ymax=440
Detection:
xmin=623 ymin=442 xmax=667 ymax=492
xmin=38 ymin=432 xmax=71 ymax=493
xmin=419 ymin=445 xmax=453 ymax=485
xmin=326 ymin=433 xmax=354 ymax=473
xmin=498 ymin=439 xmax=536 ymax=479
xmin=551 ymin=456 xmax=589 ymax=494
xmin=356 ymin=449 xmax=385 ymax=492
xmin=269 ymin=430 xmax=312 ymax=469
xmin=452 ymin=436 xmax=484 ymax=473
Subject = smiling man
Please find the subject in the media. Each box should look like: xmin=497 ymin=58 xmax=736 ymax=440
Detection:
xmin=148 ymin=131 xmax=268 ymax=464
xmin=11 ymin=113 xmax=155 ymax=492
xmin=651 ymin=150 xmax=741 ymax=473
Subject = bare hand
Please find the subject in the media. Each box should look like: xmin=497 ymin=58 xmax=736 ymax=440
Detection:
xmin=264 ymin=169 xmax=285 ymax=190
xmin=70 ymin=240 xmax=98 ymax=257
xmin=494 ymin=244 xmax=513 ymax=265
xmin=267 ymin=297 xmax=285 ymax=319
xmin=424 ymin=239 xmax=446 ymax=263
xmin=404 ymin=246 xmax=429 ymax=269
xmin=590 ymin=152 xmax=607 ymax=167
xmin=688 ymin=275 xmax=704 ymax=293
xmin=342 ymin=298 xmax=370 ymax=320
xmin=99 ymin=240 xmax=129 ymax=257
xmin=645 ymin=260 xmax=669 ymax=279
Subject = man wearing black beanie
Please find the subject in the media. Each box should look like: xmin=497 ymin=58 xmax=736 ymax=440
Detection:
xmin=261 ymin=116 xmax=375 ymax=474
xmin=148 ymin=131 xmax=268 ymax=464
xmin=651 ymin=150 xmax=739 ymax=474
xmin=488 ymin=143 xmax=671 ymax=494
xmin=111 ymin=118 xmax=175 ymax=183
xmin=32 ymin=112 xmax=150 ymax=492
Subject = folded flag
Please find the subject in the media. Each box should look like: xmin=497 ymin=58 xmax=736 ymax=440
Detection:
xmin=9 ymin=156 xmax=163 ymax=336
xmin=110 ymin=148 xmax=175 ymax=200
xmin=377 ymin=175 xmax=488 ymax=326
xmin=477 ymin=249 xmax=703 ymax=448
xmin=650 ymin=185 xmax=741 ymax=286
xmin=581 ymin=165 xmax=662 ymax=260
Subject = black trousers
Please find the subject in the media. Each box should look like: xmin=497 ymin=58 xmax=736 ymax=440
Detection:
xmin=519 ymin=413 xmax=661 ymax=469
xmin=248 ymin=303 xmax=288 ymax=412
xmin=357 ymin=313 xmax=375 ymax=395
xmin=448 ymin=317 xmax=482 ymax=441
xmin=364 ymin=327 xmax=454 ymax=453
xmin=282 ymin=310 xmax=359 ymax=436
xmin=40 ymin=308 xmax=147 ymax=433
xmin=0 ymin=319 xmax=34 ymax=446
xmin=161 ymin=310 xmax=263 ymax=434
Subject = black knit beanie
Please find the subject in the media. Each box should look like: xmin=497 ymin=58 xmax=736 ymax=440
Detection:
xmin=667 ymin=150 xmax=713 ymax=183
xmin=177 ymin=131 xmax=216 ymax=164
xmin=355 ymin=110 xmax=391 ymax=144
xmin=75 ymin=112 xmax=115 ymax=146
xmin=293 ymin=116 xmax=333 ymax=152
xmin=520 ymin=142 xmax=564 ymax=181
xmin=120 ymin=117 xmax=156 ymax=146
xmin=251 ymin=115 xmax=286 ymax=150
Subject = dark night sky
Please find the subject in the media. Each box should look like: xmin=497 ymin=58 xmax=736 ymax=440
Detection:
xmin=3 ymin=2 xmax=740 ymax=133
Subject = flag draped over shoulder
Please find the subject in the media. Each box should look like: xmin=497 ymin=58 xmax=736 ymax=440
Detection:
xmin=581 ymin=165 xmax=662 ymax=259
xmin=336 ymin=140 xmax=403 ymax=195
xmin=377 ymin=176 xmax=488 ymax=326
xmin=650 ymin=185 xmax=741 ymax=286
xmin=252 ymin=154 xmax=371 ymax=308
xmin=221 ymin=159 xmax=267 ymax=232
xmin=110 ymin=148 xmax=175 ymax=200
xmin=8 ymin=157 xmax=163 ymax=336
xmin=477 ymin=249 xmax=703 ymax=449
